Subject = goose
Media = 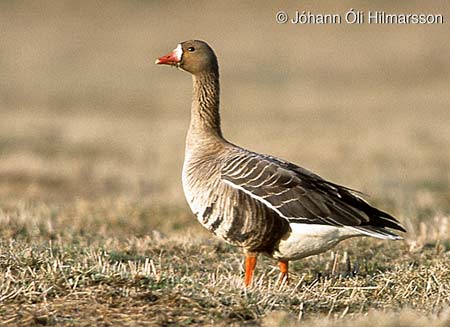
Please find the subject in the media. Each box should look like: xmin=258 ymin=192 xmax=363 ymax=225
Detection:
xmin=155 ymin=40 xmax=406 ymax=286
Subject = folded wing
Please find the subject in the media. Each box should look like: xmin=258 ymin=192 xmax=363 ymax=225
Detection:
xmin=221 ymin=150 xmax=406 ymax=238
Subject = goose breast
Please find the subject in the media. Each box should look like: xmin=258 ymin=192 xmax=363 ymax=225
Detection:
xmin=182 ymin=150 xmax=289 ymax=253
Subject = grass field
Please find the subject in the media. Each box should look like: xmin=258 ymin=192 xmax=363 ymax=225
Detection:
xmin=1 ymin=1 xmax=449 ymax=326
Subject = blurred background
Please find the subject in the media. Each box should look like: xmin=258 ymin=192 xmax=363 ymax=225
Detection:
xmin=0 ymin=0 xmax=449 ymax=237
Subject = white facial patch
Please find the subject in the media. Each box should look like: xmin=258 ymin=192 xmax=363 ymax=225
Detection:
xmin=173 ymin=44 xmax=183 ymax=61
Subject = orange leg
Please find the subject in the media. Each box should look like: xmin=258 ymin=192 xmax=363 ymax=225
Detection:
xmin=244 ymin=254 xmax=258 ymax=287
xmin=278 ymin=260 xmax=289 ymax=284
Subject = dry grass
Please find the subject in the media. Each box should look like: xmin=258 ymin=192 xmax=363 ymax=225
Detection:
xmin=0 ymin=187 xmax=448 ymax=327
xmin=0 ymin=200 xmax=449 ymax=326
xmin=1 ymin=0 xmax=450 ymax=326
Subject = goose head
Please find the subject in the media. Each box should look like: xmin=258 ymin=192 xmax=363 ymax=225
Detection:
xmin=155 ymin=40 xmax=218 ymax=74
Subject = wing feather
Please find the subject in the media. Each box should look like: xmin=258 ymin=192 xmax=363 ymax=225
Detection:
xmin=221 ymin=150 xmax=406 ymax=234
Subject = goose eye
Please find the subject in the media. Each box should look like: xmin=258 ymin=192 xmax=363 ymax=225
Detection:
xmin=187 ymin=47 xmax=195 ymax=52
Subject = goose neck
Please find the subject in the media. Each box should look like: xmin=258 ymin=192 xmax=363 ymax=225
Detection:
xmin=188 ymin=71 xmax=223 ymax=141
